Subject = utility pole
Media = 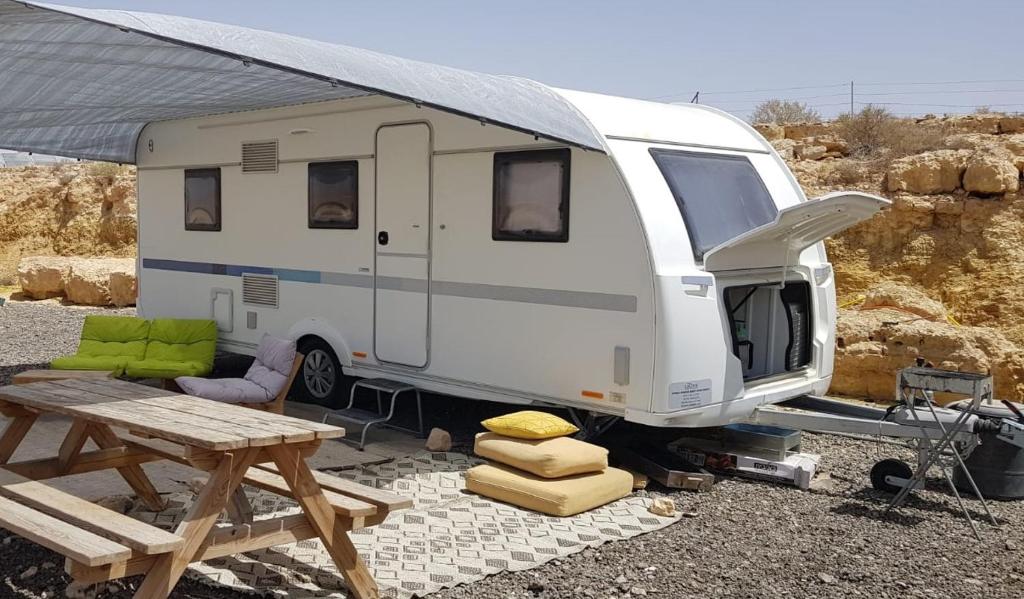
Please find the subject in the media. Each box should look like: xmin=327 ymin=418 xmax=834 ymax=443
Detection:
xmin=850 ymin=81 xmax=854 ymax=115
xmin=690 ymin=91 xmax=700 ymax=104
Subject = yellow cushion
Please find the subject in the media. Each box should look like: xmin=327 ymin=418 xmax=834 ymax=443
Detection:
xmin=465 ymin=463 xmax=633 ymax=517
xmin=474 ymin=432 xmax=608 ymax=478
xmin=481 ymin=410 xmax=578 ymax=440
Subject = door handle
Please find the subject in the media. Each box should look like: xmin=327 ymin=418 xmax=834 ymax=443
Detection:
xmin=378 ymin=231 xmax=389 ymax=246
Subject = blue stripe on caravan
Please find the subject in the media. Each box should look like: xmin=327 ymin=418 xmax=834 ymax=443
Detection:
xmin=273 ymin=268 xmax=322 ymax=284
xmin=224 ymin=264 xmax=273 ymax=276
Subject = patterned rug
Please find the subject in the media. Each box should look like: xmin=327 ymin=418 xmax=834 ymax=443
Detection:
xmin=132 ymin=452 xmax=681 ymax=598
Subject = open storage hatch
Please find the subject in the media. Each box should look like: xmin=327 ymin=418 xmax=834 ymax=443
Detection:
xmin=703 ymin=192 xmax=890 ymax=272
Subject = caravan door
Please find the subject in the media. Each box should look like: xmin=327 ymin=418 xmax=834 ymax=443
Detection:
xmin=373 ymin=123 xmax=432 ymax=367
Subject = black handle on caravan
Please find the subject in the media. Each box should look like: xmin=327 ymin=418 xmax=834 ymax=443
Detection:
xmin=378 ymin=231 xmax=389 ymax=246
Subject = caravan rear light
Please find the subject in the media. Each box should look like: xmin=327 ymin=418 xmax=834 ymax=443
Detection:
xmin=581 ymin=390 xmax=604 ymax=400
xmin=813 ymin=264 xmax=832 ymax=286
xmin=352 ymin=351 xmax=368 ymax=359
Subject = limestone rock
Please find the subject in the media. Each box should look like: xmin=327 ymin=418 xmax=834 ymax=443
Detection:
xmin=861 ymin=282 xmax=946 ymax=321
xmin=109 ymin=268 xmax=137 ymax=307
xmin=753 ymin=123 xmax=785 ymax=141
xmin=885 ymin=149 xmax=969 ymax=194
xmin=16 ymin=256 xmax=70 ymax=299
xmin=65 ymin=257 xmax=136 ymax=306
xmin=770 ymin=138 xmax=798 ymax=160
xmin=831 ymin=306 xmax=1024 ymax=402
xmin=810 ymin=135 xmax=849 ymax=155
xmin=999 ymin=116 xmax=1024 ymax=134
xmin=963 ymin=149 xmax=1020 ymax=195
xmin=945 ymin=114 xmax=1002 ymax=135
xmin=797 ymin=144 xmax=828 ymax=161
xmin=784 ymin=122 xmax=830 ymax=140
xmin=425 ymin=427 xmax=452 ymax=452
xmin=648 ymin=497 xmax=676 ymax=517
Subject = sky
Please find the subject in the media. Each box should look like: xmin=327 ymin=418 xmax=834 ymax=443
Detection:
xmin=32 ymin=1 xmax=1024 ymax=120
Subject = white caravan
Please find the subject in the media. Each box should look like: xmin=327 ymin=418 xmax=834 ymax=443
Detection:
xmin=0 ymin=2 xmax=889 ymax=428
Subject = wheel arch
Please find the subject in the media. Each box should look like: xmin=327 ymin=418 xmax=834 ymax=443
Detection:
xmin=285 ymin=318 xmax=353 ymax=368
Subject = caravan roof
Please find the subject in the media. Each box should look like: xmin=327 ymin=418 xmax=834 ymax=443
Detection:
xmin=0 ymin=1 xmax=606 ymax=162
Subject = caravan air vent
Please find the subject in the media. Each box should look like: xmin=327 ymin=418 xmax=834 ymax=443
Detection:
xmin=242 ymin=273 xmax=279 ymax=308
xmin=241 ymin=140 xmax=279 ymax=173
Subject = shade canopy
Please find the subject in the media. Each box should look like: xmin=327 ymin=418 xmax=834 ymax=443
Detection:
xmin=0 ymin=1 xmax=606 ymax=163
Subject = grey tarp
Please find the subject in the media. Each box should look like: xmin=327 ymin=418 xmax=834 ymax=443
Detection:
xmin=0 ymin=1 xmax=606 ymax=163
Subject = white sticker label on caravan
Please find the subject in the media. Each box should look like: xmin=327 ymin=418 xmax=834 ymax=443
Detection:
xmin=669 ymin=379 xmax=713 ymax=410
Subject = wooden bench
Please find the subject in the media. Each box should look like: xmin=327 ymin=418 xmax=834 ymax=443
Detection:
xmin=0 ymin=469 xmax=182 ymax=575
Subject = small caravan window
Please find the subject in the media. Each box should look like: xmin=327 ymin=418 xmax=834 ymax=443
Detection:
xmin=184 ymin=168 xmax=221 ymax=231
xmin=651 ymin=150 xmax=777 ymax=260
xmin=493 ymin=148 xmax=570 ymax=242
xmin=308 ymin=161 xmax=358 ymax=229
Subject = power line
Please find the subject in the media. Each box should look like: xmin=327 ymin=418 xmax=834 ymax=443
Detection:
xmin=647 ymin=82 xmax=846 ymax=100
xmin=856 ymin=78 xmax=1024 ymax=87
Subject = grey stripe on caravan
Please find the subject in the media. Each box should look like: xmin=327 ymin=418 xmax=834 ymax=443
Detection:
xmin=323 ymin=275 xmax=633 ymax=311
xmin=147 ymin=261 xmax=636 ymax=312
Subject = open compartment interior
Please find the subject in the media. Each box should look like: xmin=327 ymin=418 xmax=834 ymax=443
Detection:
xmin=724 ymin=281 xmax=812 ymax=381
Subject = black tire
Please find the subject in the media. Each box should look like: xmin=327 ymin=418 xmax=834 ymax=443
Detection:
xmin=294 ymin=337 xmax=342 ymax=405
xmin=870 ymin=459 xmax=913 ymax=494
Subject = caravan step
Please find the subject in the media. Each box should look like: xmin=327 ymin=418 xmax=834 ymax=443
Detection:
xmin=322 ymin=378 xmax=425 ymax=450
xmin=324 ymin=407 xmax=388 ymax=425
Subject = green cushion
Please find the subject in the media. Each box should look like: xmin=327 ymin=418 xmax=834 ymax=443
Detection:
xmin=50 ymin=315 xmax=150 ymax=375
xmin=50 ymin=355 xmax=130 ymax=373
xmin=123 ymin=359 xmax=210 ymax=379
xmin=124 ymin=319 xmax=217 ymax=379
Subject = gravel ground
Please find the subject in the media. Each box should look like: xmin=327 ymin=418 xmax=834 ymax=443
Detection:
xmin=0 ymin=299 xmax=1021 ymax=599
xmin=0 ymin=298 xmax=135 ymax=380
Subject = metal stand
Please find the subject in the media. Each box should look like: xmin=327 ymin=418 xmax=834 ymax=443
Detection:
xmin=322 ymin=378 xmax=425 ymax=450
xmin=886 ymin=368 xmax=998 ymax=539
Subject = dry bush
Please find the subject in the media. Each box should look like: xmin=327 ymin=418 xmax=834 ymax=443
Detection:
xmin=86 ymin=162 xmax=124 ymax=186
xmin=750 ymin=99 xmax=821 ymax=124
xmin=836 ymin=105 xmax=947 ymax=159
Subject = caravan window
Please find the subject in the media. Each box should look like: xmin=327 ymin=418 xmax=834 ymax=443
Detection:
xmin=492 ymin=148 xmax=570 ymax=242
xmin=308 ymin=161 xmax=358 ymax=229
xmin=184 ymin=168 xmax=221 ymax=231
xmin=650 ymin=149 xmax=777 ymax=260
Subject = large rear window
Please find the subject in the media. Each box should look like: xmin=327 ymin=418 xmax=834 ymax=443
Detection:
xmin=650 ymin=149 xmax=777 ymax=260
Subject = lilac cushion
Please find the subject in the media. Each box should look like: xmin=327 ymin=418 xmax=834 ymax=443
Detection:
xmin=244 ymin=335 xmax=297 ymax=397
xmin=176 ymin=376 xmax=272 ymax=404
xmin=175 ymin=335 xmax=297 ymax=404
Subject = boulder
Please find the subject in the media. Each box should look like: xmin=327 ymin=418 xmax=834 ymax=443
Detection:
xmin=963 ymin=149 xmax=1020 ymax=195
xmin=810 ymin=135 xmax=849 ymax=155
xmin=109 ymin=268 xmax=137 ymax=308
xmin=885 ymin=149 xmax=969 ymax=194
xmin=16 ymin=256 xmax=71 ymax=299
xmin=796 ymin=144 xmax=828 ymax=161
xmin=770 ymin=138 xmax=798 ymax=160
xmin=64 ymin=257 xmax=136 ymax=306
xmin=752 ymin=123 xmax=785 ymax=141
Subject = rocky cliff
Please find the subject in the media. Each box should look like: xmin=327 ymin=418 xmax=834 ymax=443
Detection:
xmin=764 ymin=114 xmax=1024 ymax=401
xmin=0 ymin=163 xmax=136 ymax=286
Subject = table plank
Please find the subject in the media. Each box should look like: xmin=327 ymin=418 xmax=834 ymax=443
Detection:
xmin=69 ymin=379 xmax=345 ymax=440
xmin=0 ymin=468 xmax=182 ymax=555
xmin=42 ymin=381 xmax=286 ymax=447
xmin=0 ymin=384 xmax=248 ymax=450
xmin=64 ymin=381 xmax=317 ymax=444
xmin=0 ymin=495 xmax=131 ymax=567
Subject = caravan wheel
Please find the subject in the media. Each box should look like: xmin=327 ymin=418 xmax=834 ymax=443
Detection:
xmin=297 ymin=338 xmax=340 ymax=404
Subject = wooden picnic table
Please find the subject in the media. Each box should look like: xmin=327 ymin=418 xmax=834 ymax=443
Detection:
xmin=0 ymin=377 xmax=411 ymax=599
